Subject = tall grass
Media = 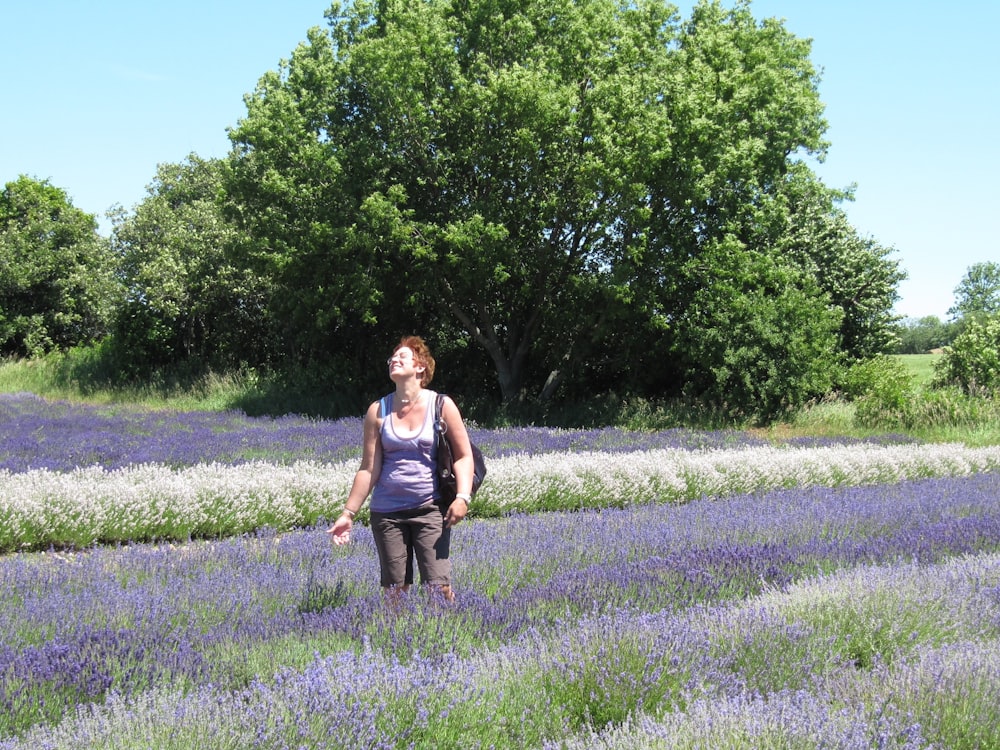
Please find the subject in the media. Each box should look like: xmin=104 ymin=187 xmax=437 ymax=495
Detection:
xmin=0 ymin=352 xmax=260 ymax=412
xmin=0 ymin=351 xmax=357 ymax=417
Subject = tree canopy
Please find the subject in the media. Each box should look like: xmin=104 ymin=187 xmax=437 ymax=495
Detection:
xmin=896 ymin=316 xmax=957 ymax=354
xmin=949 ymin=262 xmax=1000 ymax=322
xmin=0 ymin=176 xmax=118 ymax=357
xmin=109 ymin=155 xmax=267 ymax=376
xmin=221 ymin=0 xmax=903 ymax=419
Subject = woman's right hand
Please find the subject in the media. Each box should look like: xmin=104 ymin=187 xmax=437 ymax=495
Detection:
xmin=326 ymin=515 xmax=353 ymax=545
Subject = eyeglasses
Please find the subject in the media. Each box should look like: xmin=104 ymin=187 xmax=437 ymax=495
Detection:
xmin=386 ymin=352 xmax=414 ymax=365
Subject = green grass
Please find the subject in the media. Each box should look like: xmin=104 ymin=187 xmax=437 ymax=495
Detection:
xmin=894 ymin=352 xmax=942 ymax=390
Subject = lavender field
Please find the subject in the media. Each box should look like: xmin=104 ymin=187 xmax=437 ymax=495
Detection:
xmin=2 ymin=393 xmax=1000 ymax=748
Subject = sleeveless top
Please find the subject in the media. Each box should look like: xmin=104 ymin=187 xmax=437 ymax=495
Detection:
xmin=369 ymin=391 xmax=439 ymax=513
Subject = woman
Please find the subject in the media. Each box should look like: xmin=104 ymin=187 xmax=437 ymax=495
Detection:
xmin=327 ymin=336 xmax=475 ymax=602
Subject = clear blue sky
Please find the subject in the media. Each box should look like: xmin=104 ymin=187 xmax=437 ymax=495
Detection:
xmin=3 ymin=1 xmax=997 ymax=321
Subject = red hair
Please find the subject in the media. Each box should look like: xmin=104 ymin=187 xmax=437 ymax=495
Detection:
xmin=394 ymin=335 xmax=435 ymax=386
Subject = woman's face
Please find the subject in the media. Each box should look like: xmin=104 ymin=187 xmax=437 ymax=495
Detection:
xmin=388 ymin=346 xmax=424 ymax=381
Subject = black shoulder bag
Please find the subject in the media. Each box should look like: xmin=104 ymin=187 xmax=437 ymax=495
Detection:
xmin=434 ymin=393 xmax=487 ymax=507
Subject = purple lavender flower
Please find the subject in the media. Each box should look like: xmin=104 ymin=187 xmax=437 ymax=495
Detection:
xmin=0 ymin=392 xmax=912 ymax=473
xmin=3 ymin=471 xmax=1000 ymax=744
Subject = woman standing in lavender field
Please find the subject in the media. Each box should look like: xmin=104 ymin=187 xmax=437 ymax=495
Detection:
xmin=327 ymin=335 xmax=475 ymax=602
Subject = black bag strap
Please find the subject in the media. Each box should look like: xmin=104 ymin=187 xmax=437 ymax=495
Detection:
xmin=434 ymin=392 xmax=447 ymax=435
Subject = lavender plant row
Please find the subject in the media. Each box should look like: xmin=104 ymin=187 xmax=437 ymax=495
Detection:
xmin=3 ymin=471 xmax=1000 ymax=746
xmin=549 ymin=553 xmax=1000 ymax=749
xmin=1 ymin=392 xmax=908 ymax=473
xmin=3 ymin=442 xmax=1000 ymax=552
xmin=553 ymin=640 xmax=1000 ymax=749
xmin=3 ymin=533 xmax=999 ymax=748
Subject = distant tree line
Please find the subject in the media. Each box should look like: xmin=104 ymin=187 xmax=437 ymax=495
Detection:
xmin=895 ymin=317 xmax=958 ymax=355
xmin=1 ymin=0 xmax=940 ymax=422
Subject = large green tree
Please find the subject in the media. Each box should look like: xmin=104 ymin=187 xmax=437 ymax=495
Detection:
xmin=618 ymin=2 xmax=845 ymax=417
xmin=226 ymin=0 xmax=900 ymax=415
xmin=228 ymin=0 xmax=673 ymax=402
xmin=0 ymin=176 xmax=118 ymax=357
xmin=665 ymin=238 xmax=843 ymax=420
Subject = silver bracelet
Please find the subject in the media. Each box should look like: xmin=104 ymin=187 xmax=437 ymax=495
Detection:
xmin=342 ymin=507 xmax=356 ymax=518
xmin=454 ymin=493 xmax=471 ymax=503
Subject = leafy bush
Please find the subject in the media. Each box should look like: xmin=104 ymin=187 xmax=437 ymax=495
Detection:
xmin=933 ymin=315 xmax=1000 ymax=393
xmin=845 ymin=356 xmax=1000 ymax=433
xmin=842 ymin=356 xmax=915 ymax=429
xmin=853 ymin=381 xmax=1000 ymax=434
xmin=841 ymin=356 xmax=914 ymax=406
